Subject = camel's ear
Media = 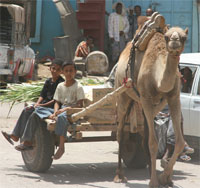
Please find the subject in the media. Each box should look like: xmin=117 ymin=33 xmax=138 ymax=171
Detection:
xmin=185 ymin=27 xmax=189 ymax=35
xmin=166 ymin=24 xmax=170 ymax=29
xmin=165 ymin=24 xmax=170 ymax=31
xmin=163 ymin=25 xmax=169 ymax=33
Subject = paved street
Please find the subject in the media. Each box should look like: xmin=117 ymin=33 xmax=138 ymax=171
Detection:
xmin=0 ymin=103 xmax=199 ymax=188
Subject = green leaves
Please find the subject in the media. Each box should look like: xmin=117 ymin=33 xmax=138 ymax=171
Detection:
xmin=0 ymin=82 xmax=43 ymax=103
xmin=80 ymin=78 xmax=104 ymax=86
xmin=0 ymin=77 xmax=105 ymax=104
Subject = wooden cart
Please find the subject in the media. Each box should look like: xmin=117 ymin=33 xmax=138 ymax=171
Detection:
xmin=21 ymin=80 xmax=147 ymax=172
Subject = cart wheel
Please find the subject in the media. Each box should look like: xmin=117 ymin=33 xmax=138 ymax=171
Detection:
xmin=22 ymin=125 xmax=55 ymax=172
xmin=122 ymin=133 xmax=147 ymax=169
xmin=130 ymin=142 xmax=147 ymax=169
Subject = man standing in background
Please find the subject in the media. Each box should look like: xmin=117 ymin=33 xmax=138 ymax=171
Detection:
xmin=146 ymin=8 xmax=153 ymax=17
xmin=108 ymin=2 xmax=129 ymax=67
xmin=127 ymin=6 xmax=135 ymax=41
xmin=132 ymin=5 xmax=142 ymax=36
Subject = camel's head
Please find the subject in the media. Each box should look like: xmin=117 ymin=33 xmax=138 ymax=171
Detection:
xmin=164 ymin=27 xmax=188 ymax=56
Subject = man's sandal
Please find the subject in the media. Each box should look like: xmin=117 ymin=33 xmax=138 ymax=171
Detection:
xmin=15 ymin=143 xmax=33 ymax=151
xmin=183 ymin=146 xmax=194 ymax=154
xmin=179 ymin=154 xmax=191 ymax=162
xmin=1 ymin=131 xmax=14 ymax=145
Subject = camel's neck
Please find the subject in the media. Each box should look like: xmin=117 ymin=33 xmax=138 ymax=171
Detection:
xmin=155 ymin=52 xmax=179 ymax=92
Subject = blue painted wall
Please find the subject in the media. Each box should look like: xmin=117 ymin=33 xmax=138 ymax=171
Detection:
xmin=31 ymin=0 xmax=64 ymax=60
xmin=31 ymin=0 xmax=77 ymax=60
xmin=31 ymin=0 xmax=199 ymax=60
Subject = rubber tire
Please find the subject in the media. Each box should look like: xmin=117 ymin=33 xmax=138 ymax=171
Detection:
xmin=122 ymin=133 xmax=147 ymax=169
xmin=21 ymin=125 xmax=55 ymax=172
xmin=130 ymin=142 xmax=148 ymax=169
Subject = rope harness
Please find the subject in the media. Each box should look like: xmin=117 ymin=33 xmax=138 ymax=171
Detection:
xmin=125 ymin=43 xmax=140 ymax=97
xmin=124 ymin=12 xmax=166 ymax=97
xmin=124 ymin=26 xmax=147 ymax=97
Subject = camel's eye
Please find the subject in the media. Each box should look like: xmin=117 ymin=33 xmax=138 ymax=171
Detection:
xmin=164 ymin=35 xmax=169 ymax=42
xmin=181 ymin=36 xmax=187 ymax=42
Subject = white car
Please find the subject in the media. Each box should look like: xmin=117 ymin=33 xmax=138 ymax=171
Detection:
xmin=179 ymin=53 xmax=200 ymax=154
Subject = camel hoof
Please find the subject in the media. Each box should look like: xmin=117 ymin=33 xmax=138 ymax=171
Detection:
xmin=168 ymin=181 xmax=174 ymax=187
xmin=158 ymin=173 xmax=173 ymax=187
xmin=114 ymin=174 xmax=127 ymax=183
xmin=149 ymin=180 xmax=159 ymax=188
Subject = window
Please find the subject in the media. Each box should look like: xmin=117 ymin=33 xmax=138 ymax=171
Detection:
xmin=197 ymin=73 xmax=200 ymax=95
xmin=30 ymin=0 xmax=42 ymax=43
xmin=180 ymin=65 xmax=197 ymax=93
xmin=0 ymin=7 xmax=12 ymax=44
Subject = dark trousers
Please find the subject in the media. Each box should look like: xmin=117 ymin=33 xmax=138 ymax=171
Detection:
xmin=21 ymin=112 xmax=46 ymax=141
xmin=12 ymin=106 xmax=35 ymax=138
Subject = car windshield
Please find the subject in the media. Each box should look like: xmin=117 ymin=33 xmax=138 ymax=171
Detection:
xmin=0 ymin=7 xmax=12 ymax=44
xmin=0 ymin=4 xmax=25 ymax=46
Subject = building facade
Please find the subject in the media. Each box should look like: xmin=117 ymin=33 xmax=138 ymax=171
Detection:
xmin=31 ymin=0 xmax=199 ymax=60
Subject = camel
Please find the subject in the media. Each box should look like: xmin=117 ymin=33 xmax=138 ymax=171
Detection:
xmin=114 ymin=17 xmax=188 ymax=187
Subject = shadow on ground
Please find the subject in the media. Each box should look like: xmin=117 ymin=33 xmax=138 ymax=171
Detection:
xmin=5 ymin=161 xmax=195 ymax=188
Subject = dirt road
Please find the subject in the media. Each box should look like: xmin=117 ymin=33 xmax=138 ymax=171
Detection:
xmin=0 ymin=103 xmax=199 ymax=188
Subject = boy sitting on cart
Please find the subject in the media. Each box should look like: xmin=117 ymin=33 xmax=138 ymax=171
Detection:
xmin=2 ymin=59 xmax=64 ymax=150
xmin=33 ymin=61 xmax=85 ymax=160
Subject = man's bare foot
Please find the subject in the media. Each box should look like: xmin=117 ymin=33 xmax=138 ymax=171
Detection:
xmin=52 ymin=148 xmax=65 ymax=160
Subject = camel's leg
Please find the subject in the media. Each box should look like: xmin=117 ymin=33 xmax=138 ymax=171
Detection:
xmin=141 ymin=97 xmax=159 ymax=188
xmin=159 ymin=96 xmax=185 ymax=186
xmin=114 ymin=93 xmax=132 ymax=183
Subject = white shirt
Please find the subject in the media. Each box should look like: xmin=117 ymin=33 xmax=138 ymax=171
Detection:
xmin=108 ymin=12 xmax=130 ymax=42
xmin=53 ymin=81 xmax=85 ymax=106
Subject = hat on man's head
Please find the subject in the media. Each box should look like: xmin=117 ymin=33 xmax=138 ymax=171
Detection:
xmin=112 ymin=1 xmax=126 ymax=16
xmin=128 ymin=5 xmax=134 ymax=10
xmin=127 ymin=5 xmax=134 ymax=13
